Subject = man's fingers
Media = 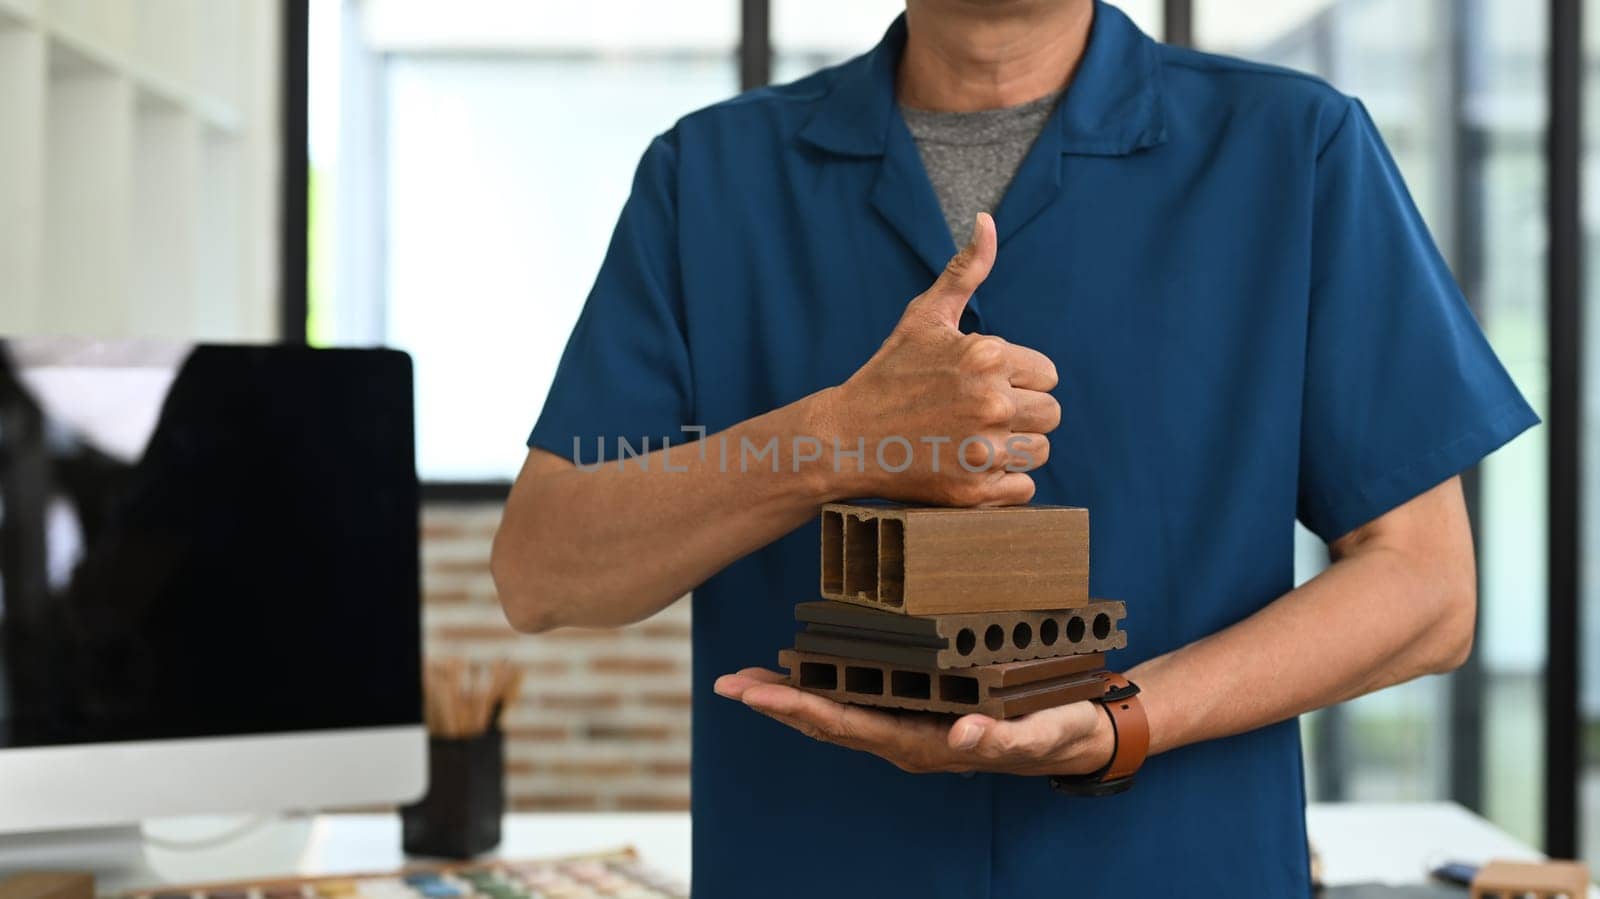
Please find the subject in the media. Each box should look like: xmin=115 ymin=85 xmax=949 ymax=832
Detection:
xmin=949 ymin=714 xmax=998 ymax=751
xmin=969 ymin=716 xmax=1060 ymax=760
xmin=1002 ymin=343 xmax=1059 ymax=391
xmin=1008 ymin=389 xmax=1061 ymax=433
xmin=999 ymin=432 xmax=1050 ymax=472
xmin=976 ymin=471 xmax=1036 ymax=507
xmin=905 ymin=212 xmax=997 ymax=328
xmin=953 ymin=703 xmax=1094 ymax=761
xmin=741 ymin=683 xmax=914 ymax=748
xmin=713 ymin=668 xmax=788 ymax=701
xmin=740 ymin=681 xmax=873 ymax=738
xmin=736 ymin=667 xmax=789 ymax=683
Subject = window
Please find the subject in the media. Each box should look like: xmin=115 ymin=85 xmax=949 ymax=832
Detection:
xmin=309 ymin=1 xmax=738 ymax=481
xmin=772 ymin=0 xmax=904 ymax=83
xmin=1582 ymin=0 xmax=1600 ymax=867
xmin=383 ymin=58 xmax=735 ymax=480
xmin=772 ymin=1 xmax=1162 ymax=84
xmin=1198 ymin=0 xmax=1549 ymax=847
xmin=313 ymin=2 xmax=1172 ymax=481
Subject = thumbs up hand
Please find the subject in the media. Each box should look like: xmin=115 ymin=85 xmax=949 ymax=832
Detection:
xmin=811 ymin=213 xmax=1061 ymax=507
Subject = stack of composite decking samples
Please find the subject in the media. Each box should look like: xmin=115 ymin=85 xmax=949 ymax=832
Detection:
xmin=780 ymin=503 xmax=1126 ymax=718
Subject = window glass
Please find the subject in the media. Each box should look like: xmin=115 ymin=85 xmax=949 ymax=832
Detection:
xmin=1475 ymin=0 xmax=1549 ymax=847
xmin=311 ymin=4 xmax=738 ymax=480
xmin=1198 ymin=0 xmax=1548 ymax=845
xmin=772 ymin=1 xmax=1162 ymax=84
xmin=385 ymin=58 xmax=735 ymax=480
xmin=1582 ymin=0 xmax=1600 ymax=867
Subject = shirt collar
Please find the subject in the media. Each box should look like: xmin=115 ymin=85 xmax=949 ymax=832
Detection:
xmin=797 ymin=0 xmax=1168 ymax=158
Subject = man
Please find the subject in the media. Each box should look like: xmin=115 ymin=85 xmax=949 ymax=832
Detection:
xmin=492 ymin=0 xmax=1536 ymax=895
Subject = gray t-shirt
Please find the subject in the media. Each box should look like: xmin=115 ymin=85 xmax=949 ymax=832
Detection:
xmin=900 ymin=91 xmax=1062 ymax=246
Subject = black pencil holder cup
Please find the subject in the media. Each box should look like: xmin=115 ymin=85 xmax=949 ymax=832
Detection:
xmin=401 ymin=728 xmax=504 ymax=859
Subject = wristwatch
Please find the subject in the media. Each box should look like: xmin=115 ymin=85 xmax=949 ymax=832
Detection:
xmin=1048 ymin=673 xmax=1149 ymax=797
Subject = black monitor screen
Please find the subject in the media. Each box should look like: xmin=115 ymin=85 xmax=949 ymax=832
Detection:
xmin=0 ymin=340 xmax=422 ymax=748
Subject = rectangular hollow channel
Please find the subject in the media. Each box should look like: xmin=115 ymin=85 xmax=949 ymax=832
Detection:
xmin=799 ymin=662 xmax=838 ymax=690
xmin=939 ymin=675 xmax=980 ymax=705
xmin=877 ymin=517 xmax=904 ymax=607
xmin=843 ymin=515 xmax=879 ymax=600
xmin=844 ymin=666 xmax=884 ymax=695
xmin=821 ymin=509 xmax=843 ymax=595
xmin=890 ymin=670 xmax=931 ymax=700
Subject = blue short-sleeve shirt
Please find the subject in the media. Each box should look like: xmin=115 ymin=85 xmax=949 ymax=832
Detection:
xmin=528 ymin=4 xmax=1537 ymax=896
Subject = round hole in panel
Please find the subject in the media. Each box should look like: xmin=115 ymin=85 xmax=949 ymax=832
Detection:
xmin=1066 ymin=615 xmax=1086 ymax=643
xmin=1039 ymin=619 xmax=1059 ymax=646
xmin=956 ymin=628 xmax=976 ymax=656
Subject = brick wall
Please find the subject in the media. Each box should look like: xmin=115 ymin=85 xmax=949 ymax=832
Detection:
xmin=421 ymin=502 xmax=692 ymax=811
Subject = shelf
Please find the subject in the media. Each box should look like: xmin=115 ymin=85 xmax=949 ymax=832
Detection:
xmin=0 ymin=27 xmax=45 ymax=334
xmin=42 ymin=72 xmax=135 ymax=336
xmin=0 ymin=0 xmax=273 ymax=341
xmin=40 ymin=0 xmax=128 ymax=58
xmin=132 ymin=62 xmax=241 ymax=133
xmin=131 ymin=107 xmax=202 ymax=336
xmin=46 ymin=20 xmax=239 ymax=133
xmin=0 ymin=0 xmax=37 ymax=28
xmin=44 ymin=19 xmax=117 ymax=76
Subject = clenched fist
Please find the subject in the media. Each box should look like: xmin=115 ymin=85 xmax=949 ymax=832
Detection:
xmin=812 ymin=212 xmax=1061 ymax=506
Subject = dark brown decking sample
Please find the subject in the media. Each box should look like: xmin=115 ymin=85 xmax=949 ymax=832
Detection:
xmin=779 ymin=648 xmax=1107 ymax=719
xmin=795 ymin=599 xmax=1126 ymax=668
xmin=819 ymin=503 xmax=1089 ymax=614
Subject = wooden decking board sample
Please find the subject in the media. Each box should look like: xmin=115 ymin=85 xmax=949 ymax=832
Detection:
xmin=803 ymin=622 xmax=948 ymax=648
xmin=779 ymin=648 xmax=1106 ymax=719
xmin=1469 ymin=860 xmax=1589 ymax=899
xmin=796 ymin=631 xmax=954 ymax=668
xmin=819 ymin=503 xmax=1089 ymax=614
xmin=971 ymin=652 xmax=1110 ymax=686
xmin=794 ymin=599 xmax=1127 ymax=668
xmin=0 ymin=875 xmax=94 ymax=899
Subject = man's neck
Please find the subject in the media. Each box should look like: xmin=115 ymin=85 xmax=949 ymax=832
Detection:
xmin=898 ymin=0 xmax=1094 ymax=112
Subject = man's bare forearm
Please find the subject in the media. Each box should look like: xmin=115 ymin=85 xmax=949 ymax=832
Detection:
xmin=492 ymin=394 xmax=849 ymax=632
xmin=1130 ymin=478 xmax=1475 ymax=755
xmin=495 ymin=216 xmax=1061 ymax=632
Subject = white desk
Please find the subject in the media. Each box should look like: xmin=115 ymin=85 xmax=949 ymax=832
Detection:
xmin=113 ymin=803 xmax=1585 ymax=895
xmin=121 ymin=814 xmax=691 ymax=893
xmin=1307 ymin=802 xmax=1552 ymax=886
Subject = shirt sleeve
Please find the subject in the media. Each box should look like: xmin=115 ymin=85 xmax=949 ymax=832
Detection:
xmin=527 ymin=132 xmax=694 ymax=465
xmin=1297 ymin=98 xmax=1538 ymax=542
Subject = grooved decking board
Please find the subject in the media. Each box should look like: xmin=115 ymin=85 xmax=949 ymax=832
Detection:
xmin=779 ymin=649 xmax=1107 ymax=719
xmin=795 ymin=599 xmax=1126 ymax=668
xmin=819 ymin=503 xmax=1088 ymax=614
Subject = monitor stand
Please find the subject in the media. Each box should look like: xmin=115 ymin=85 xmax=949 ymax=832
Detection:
xmin=0 ymin=815 xmax=315 ymax=892
xmin=0 ymin=824 xmax=146 ymax=876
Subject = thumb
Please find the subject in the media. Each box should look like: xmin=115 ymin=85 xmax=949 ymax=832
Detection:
xmin=906 ymin=212 xmax=997 ymax=328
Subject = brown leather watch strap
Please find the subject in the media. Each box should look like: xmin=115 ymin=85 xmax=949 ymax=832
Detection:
xmin=1047 ymin=672 xmax=1150 ymax=797
xmin=1098 ymin=672 xmax=1149 ymax=781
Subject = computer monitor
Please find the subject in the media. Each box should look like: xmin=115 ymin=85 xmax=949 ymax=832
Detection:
xmin=0 ymin=338 xmax=426 ymax=836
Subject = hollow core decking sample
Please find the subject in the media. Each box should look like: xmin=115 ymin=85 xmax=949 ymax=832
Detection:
xmin=779 ymin=648 xmax=1107 ymax=718
xmin=819 ymin=503 xmax=1089 ymax=614
xmin=795 ymin=600 xmax=1125 ymax=669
